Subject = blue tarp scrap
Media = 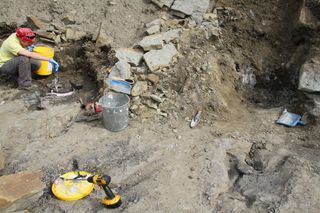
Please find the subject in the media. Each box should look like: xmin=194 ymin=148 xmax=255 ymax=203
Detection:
xmin=276 ymin=109 xmax=306 ymax=127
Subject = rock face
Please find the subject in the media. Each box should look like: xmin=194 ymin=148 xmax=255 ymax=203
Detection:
xmin=143 ymin=43 xmax=178 ymax=71
xmin=0 ymin=171 xmax=45 ymax=213
xmin=115 ymin=48 xmax=144 ymax=66
xmin=298 ymin=59 xmax=320 ymax=92
xmin=139 ymin=34 xmax=163 ymax=51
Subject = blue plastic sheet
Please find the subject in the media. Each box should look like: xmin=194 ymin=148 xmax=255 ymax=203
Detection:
xmin=105 ymin=78 xmax=132 ymax=95
xmin=276 ymin=110 xmax=306 ymax=127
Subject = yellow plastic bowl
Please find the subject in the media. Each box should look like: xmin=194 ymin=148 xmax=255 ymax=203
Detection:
xmin=33 ymin=46 xmax=54 ymax=76
xmin=52 ymin=171 xmax=94 ymax=201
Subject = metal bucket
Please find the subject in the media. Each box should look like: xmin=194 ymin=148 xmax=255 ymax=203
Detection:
xmin=99 ymin=93 xmax=130 ymax=132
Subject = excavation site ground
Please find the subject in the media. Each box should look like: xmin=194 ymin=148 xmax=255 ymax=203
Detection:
xmin=0 ymin=0 xmax=320 ymax=212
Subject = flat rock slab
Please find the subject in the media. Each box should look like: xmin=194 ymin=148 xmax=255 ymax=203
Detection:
xmin=171 ymin=0 xmax=209 ymax=24
xmin=298 ymin=60 xmax=320 ymax=92
xmin=115 ymin=48 xmax=144 ymax=66
xmin=151 ymin=0 xmax=175 ymax=8
xmin=143 ymin=43 xmax=178 ymax=72
xmin=0 ymin=171 xmax=45 ymax=213
xmin=139 ymin=34 xmax=163 ymax=51
xmin=162 ymin=29 xmax=182 ymax=43
xmin=146 ymin=19 xmax=164 ymax=28
xmin=109 ymin=60 xmax=131 ymax=79
xmin=146 ymin=25 xmax=161 ymax=35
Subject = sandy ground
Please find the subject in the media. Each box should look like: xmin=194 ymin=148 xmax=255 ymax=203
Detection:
xmin=1 ymin=0 xmax=320 ymax=212
xmin=0 ymin=86 xmax=319 ymax=212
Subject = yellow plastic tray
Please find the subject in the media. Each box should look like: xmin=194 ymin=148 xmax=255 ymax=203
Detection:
xmin=52 ymin=171 xmax=94 ymax=201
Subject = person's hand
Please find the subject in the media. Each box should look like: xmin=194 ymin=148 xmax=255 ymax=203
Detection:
xmin=49 ymin=59 xmax=59 ymax=73
xmin=27 ymin=44 xmax=35 ymax=52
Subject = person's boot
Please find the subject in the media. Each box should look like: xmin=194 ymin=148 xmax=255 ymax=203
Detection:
xmin=18 ymin=84 xmax=38 ymax=91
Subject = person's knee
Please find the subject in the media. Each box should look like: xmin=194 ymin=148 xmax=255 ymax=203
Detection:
xmin=31 ymin=59 xmax=41 ymax=71
xmin=17 ymin=56 xmax=30 ymax=64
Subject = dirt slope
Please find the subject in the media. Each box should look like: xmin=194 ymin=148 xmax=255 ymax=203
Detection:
xmin=0 ymin=0 xmax=320 ymax=213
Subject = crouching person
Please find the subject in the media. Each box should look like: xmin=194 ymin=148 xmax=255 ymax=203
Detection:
xmin=0 ymin=28 xmax=59 ymax=90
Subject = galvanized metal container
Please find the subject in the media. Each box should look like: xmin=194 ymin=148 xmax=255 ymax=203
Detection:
xmin=99 ymin=93 xmax=130 ymax=132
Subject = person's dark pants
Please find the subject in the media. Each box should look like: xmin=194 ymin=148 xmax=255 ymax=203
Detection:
xmin=0 ymin=56 xmax=41 ymax=87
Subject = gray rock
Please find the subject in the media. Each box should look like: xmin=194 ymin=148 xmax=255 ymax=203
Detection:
xmin=52 ymin=22 xmax=66 ymax=33
xmin=305 ymin=94 xmax=320 ymax=117
xmin=162 ymin=29 xmax=182 ymax=43
xmin=143 ymin=43 xmax=178 ymax=72
xmin=150 ymin=94 xmax=163 ymax=103
xmin=146 ymin=19 xmax=164 ymax=28
xmin=139 ymin=34 xmax=163 ymax=51
xmin=109 ymin=60 xmax=131 ymax=79
xmin=171 ymin=0 xmax=210 ymax=24
xmin=131 ymin=81 xmax=148 ymax=97
xmin=298 ymin=60 xmax=320 ymax=92
xmin=65 ymin=29 xmax=87 ymax=41
xmin=151 ymin=0 xmax=175 ymax=8
xmin=146 ymin=25 xmax=161 ymax=35
xmin=132 ymin=67 xmax=146 ymax=74
xmin=241 ymin=65 xmax=257 ymax=87
xmin=298 ymin=3 xmax=319 ymax=27
xmin=115 ymin=48 xmax=144 ymax=66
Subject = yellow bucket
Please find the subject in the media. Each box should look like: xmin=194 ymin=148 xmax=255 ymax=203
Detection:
xmin=33 ymin=46 xmax=54 ymax=76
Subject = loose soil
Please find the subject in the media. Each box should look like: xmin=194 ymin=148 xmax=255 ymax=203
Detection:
xmin=0 ymin=0 xmax=320 ymax=212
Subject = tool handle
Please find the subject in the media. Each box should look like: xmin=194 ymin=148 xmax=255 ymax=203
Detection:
xmin=102 ymin=185 xmax=116 ymax=199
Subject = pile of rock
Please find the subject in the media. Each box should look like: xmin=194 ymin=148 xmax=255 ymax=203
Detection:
xmin=105 ymin=17 xmax=183 ymax=118
xmin=27 ymin=15 xmax=112 ymax=48
xmin=151 ymin=0 xmax=210 ymax=25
